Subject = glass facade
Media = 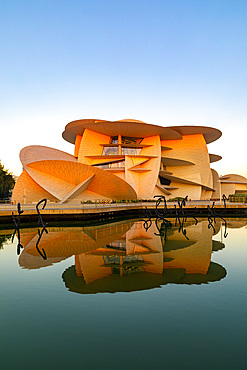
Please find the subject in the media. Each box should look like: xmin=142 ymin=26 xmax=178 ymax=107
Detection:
xmin=101 ymin=136 xmax=144 ymax=156
xmin=94 ymin=161 xmax=125 ymax=169
xmin=122 ymin=136 xmax=143 ymax=145
xmin=111 ymin=136 xmax=118 ymax=144
xmin=121 ymin=147 xmax=142 ymax=155
xmin=102 ymin=147 xmax=119 ymax=155
xmin=103 ymin=254 xmax=145 ymax=275
xmin=102 ymin=146 xmax=142 ymax=155
xmin=109 ymin=136 xmax=143 ymax=145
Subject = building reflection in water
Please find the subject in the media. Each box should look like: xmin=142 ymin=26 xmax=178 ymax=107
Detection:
xmin=16 ymin=218 xmax=247 ymax=293
xmin=63 ymin=220 xmax=228 ymax=293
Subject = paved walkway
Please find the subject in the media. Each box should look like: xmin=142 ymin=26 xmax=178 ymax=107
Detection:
xmin=0 ymin=200 xmax=246 ymax=215
xmin=0 ymin=200 xmax=239 ymax=211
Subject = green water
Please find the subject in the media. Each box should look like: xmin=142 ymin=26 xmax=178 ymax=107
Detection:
xmin=0 ymin=218 xmax=246 ymax=370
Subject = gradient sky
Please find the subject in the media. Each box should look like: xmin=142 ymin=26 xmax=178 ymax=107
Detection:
xmin=0 ymin=0 xmax=246 ymax=178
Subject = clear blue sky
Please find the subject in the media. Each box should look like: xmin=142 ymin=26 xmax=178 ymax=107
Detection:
xmin=0 ymin=0 xmax=247 ymax=177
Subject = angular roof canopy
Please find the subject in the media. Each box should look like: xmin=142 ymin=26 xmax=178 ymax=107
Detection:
xmin=62 ymin=119 xmax=222 ymax=145
xmin=209 ymin=154 xmax=222 ymax=163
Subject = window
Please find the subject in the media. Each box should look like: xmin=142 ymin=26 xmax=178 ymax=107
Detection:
xmin=110 ymin=136 xmax=118 ymax=144
xmin=102 ymin=146 xmax=119 ymax=155
xmin=109 ymin=160 xmax=125 ymax=168
xmin=159 ymin=176 xmax=171 ymax=186
xmin=121 ymin=136 xmax=143 ymax=145
xmin=93 ymin=160 xmax=125 ymax=169
xmin=121 ymin=147 xmax=142 ymax=155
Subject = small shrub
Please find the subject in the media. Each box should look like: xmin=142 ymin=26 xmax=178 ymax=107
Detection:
xmin=229 ymin=193 xmax=247 ymax=203
xmin=167 ymin=197 xmax=184 ymax=202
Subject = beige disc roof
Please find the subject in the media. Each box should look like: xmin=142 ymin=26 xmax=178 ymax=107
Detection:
xmin=62 ymin=119 xmax=222 ymax=145
xmin=20 ymin=145 xmax=77 ymax=168
xmin=166 ymin=125 xmax=222 ymax=144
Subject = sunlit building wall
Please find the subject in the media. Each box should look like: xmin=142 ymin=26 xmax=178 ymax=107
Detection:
xmin=12 ymin=118 xmax=246 ymax=203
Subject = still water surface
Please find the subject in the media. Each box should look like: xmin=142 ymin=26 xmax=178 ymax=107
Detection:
xmin=0 ymin=218 xmax=246 ymax=369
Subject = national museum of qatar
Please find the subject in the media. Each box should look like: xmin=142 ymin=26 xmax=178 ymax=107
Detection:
xmin=12 ymin=119 xmax=247 ymax=203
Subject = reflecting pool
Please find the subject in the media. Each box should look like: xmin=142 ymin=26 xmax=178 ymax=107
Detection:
xmin=1 ymin=218 xmax=247 ymax=369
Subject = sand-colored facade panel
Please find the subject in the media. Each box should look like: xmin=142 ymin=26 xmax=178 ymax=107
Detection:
xmin=59 ymin=175 xmax=95 ymax=204
xmin=235 ymin=184 xmax=247 ymax=191
xmin=74 ymin=135 xmax=82 ymax=158
xmin=160 ymin=134 xmax=214 ymax=199
xmin=161 ymin=134 xmax=212 ymax=186
xmin=211 ymin=169 xmax=220 ymax=198
xmin=132 ymin=135 xmax=161 ymax=199
xmin=26 ymin=165 xmax=76 ymax=200
xmin=12 ymin=170 xmax=59 ymax=204
xmin=154 ymin=182 xmax=201 ymax=200
xmin=221 ymin=183 xmax=237 ymax=197
xmin=78 ymin=129 xmax=110 ymax=165
xmin=201 ymin=188 xmax=213 ymax=200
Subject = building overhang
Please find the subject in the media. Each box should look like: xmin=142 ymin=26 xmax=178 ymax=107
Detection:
xmin=62 ymin=119 xmax=222 ymax=145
